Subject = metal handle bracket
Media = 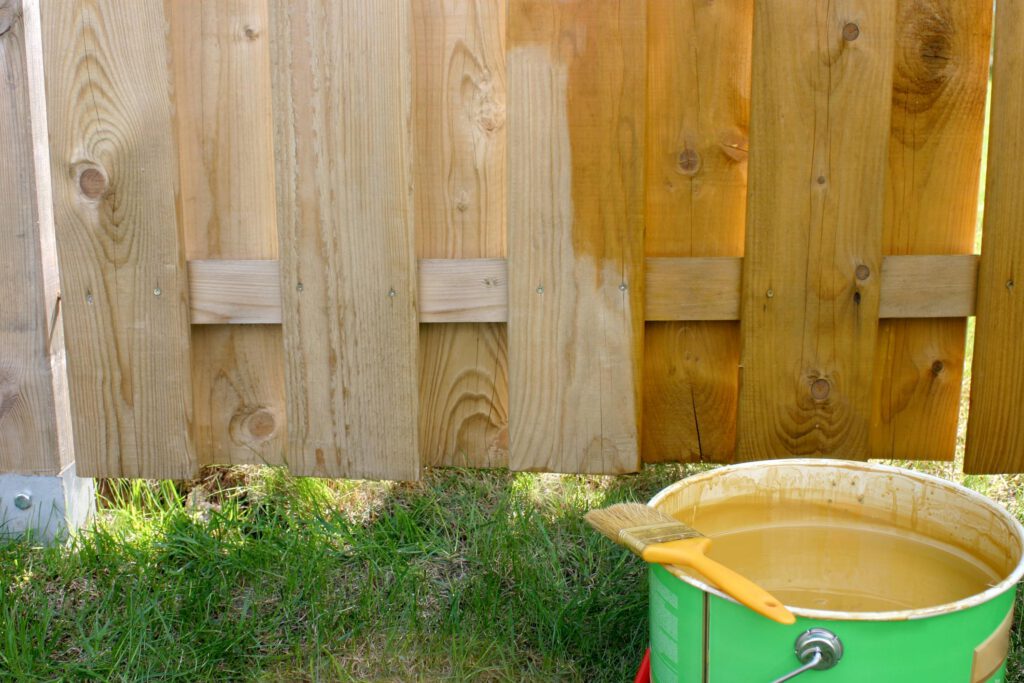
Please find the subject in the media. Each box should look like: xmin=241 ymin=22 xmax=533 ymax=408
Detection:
xmin=770 ymin=628 xmax=843 ymax=683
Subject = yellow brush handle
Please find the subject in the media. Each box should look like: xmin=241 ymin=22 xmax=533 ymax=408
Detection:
xmin=641 ymin=537 xmax=796 ymax=625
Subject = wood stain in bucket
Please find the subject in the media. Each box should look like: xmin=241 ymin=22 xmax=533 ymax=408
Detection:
xmin=677 ymin=503 xmax=1000 ymax=612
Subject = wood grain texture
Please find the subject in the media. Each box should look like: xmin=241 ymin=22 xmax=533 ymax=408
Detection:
xmin=737 ymin=0 xmax=896 ymax=461
xmin=270 ymin=0 xmax=419 ymax=480
xmin=643 ymin=0 xmax=752 ymax=463
xmin=186 ymin=254 xmax=979 ymax=326
xmin=878 ymin=255 xmax=977 ymax=318
xmin=871 ymin=0 xmax=991 ymax=461
xmin=0 ymin=0 xmax=67 ymax=475
xmin=412 ymin=0 xmax=508 ymax=467
xmin=965 ymin=0 xmax=1024 ymax=474
xmin=170 ymin=0 xmax=285 ymax=467
xmin=508 ymin=0 xmax=645 ymax=473
xmin=40 ymin=0 xmax=195 ymax=478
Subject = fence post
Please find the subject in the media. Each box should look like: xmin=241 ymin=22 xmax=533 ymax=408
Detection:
xmin=0 ymin=0 xmax=93 ymax=542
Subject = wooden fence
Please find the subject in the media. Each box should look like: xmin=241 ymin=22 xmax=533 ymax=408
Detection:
xmin=3 ymin=0 xmax=1024 ymax=480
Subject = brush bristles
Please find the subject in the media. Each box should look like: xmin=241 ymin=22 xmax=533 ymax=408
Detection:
xmin=584 ymin=503 xmax=702 ymax=557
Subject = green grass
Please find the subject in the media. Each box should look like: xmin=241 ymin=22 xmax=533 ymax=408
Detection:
xmin=1 ymin=464 xmax=714 ymax=681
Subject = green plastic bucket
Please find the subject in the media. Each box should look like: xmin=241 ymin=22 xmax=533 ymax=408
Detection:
xmin=647 ymin=460 xmax=1024 ymax=682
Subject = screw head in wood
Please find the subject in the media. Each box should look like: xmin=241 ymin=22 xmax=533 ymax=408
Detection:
xmin=766 ymin=288 xmax=774 ymax=298
xmin=296 ymin=282 xmax=304 ymax=292
xmin=855 ymin=264 xmax=870 ymax=280
xmin=86 ymin=292 xmax=94 ymax=304
xmin=842 ymin=23 xmax=860 ymax=41
xmin=536 ymin=285 xmax=544 ymax=294
xmin=13 ymin=493 xmax=31 ymax=510
xmin=619 ymin=282 xmax=628 ymax=292
xmin=153 ymin=287 xmax=161 ymax=297
xmin=387 ymin=288 xmax=397 ymax=298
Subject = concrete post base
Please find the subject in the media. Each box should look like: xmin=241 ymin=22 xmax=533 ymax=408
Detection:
xmin=0 ymin=463 xmax=95 ymax=543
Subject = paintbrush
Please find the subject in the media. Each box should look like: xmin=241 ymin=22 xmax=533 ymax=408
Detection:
xmin=585 ymin=503 xmax=796 ymax=625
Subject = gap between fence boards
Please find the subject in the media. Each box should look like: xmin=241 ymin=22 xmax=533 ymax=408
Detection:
xmin=186 ymin=254 xmax=979 ymax=325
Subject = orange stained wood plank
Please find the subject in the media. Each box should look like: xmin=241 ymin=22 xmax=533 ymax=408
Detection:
xmin=737 ymin=0 xmax=896 ymax=461
xmin=643 ymin=0 xmax=753 ymax=463
xmin=965 ymin=0 xmax=1024 ymax=474
xmin=412 ymin=0 xmax=509 ymax=468
xmin=507 ymin=0 xmax=646 ymax=473
xmin=169 ymin=0 xmax=286 ymax=467
xmin=39 ymin=0 xmax=196 ymax=478
xmin=269 ymin=0 xmax=420 ymax=479
xmin=871 ymin=0 xmax=992 ymax=461
xmin=0 ymin=0 xmax=71 ymax=475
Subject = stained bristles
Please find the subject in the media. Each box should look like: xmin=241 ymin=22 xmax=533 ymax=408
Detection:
xmin=584 ymin=503 xmax=702 ymax=558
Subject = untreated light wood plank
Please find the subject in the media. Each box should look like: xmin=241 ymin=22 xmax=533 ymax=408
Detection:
xmin=643 ymin=0 xmax=752 ymax=464
xmin=871 ymin=0 xmax=992 ymax=461
xmin=170 ymin=0 xmax=286 ymax=467
xmin=188 ymin=260 xmax=281 ymax=325
xmin=412 ymin=1 xmax=508 ymax=468
xmin=40 ymin=0 xmax=195 ymax=479
xmin=965 ymin=0 xmax=1024 ymax=474
xmin=270 ymin=0 xmax=419 ymax=480
xmin=0 ymin=0 xmax=70 ymax=475
xmin=737 ymin=1 xmax=896 ymax=460
xmin=419 ymin=259 xmax=507 ymax=323
xmin=507 ymin=0 xmax=646 ymax=474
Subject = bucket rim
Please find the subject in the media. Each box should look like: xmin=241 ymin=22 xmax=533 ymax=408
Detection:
xmin=647 ymin=458 xmax=1024 ymax=622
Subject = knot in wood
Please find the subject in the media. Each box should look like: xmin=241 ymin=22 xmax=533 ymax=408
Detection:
xmin=77 ymin=166 xmax=108 ymax=200
xmin=842 ymin=23 xmax=860 ymax=42
xmin=810 ymin=378 xmax=831 ymax=401
xmin=676 ymin=148 xmax=702 ymax=176
xmin=931 ymin=360 xmax=944 ymax=376
xmin=243 ymin=25 xmax=259 ymax=40
xmin=0 ymin=0 xmax=18 ymax=37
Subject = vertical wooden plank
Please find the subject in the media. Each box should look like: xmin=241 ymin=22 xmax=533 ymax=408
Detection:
xmin=169 ymin=0 xmax=286 ymax=466
xmin=40 ymin=0 xmax=195 ymax=478
xmin=507 ymin=1 xmax=645 ymax=474
xmin=412 ymin=0 xmax=509 ymax=468
xmin=736 ymin=1 xmax=895 ymax=460
xmin=642 ymin=0 xmax=752 ymax=463
xmin=0 ymin=0 xmax=68 ymax=475
xmin=269 ymin=0 xmax=420 ymax=480
xmin=871 ymin=0 xmax=992 ymax=461
xmin=965 ymin=0 xmax=1024 ymax=474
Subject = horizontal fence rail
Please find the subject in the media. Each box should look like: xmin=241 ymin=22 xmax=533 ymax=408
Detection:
xmin=3 ymin=0 xmax=1021 ymax=479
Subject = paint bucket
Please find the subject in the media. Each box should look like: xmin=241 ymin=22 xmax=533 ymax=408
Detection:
xmin=647 ymin=460 xmax=1024 ymax=682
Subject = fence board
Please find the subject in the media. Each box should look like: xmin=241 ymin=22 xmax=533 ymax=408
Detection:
xmin=737 ymin=1 xmax=895 ymax=460
xmin=871 ymin=0 xmax=992 ymax=461
xmin=413 ymin=0 xmax=508 ymax=468
xmin=507 ymin=0 xmax=645 ymax=473
xmin=643 ymin=0 xmax=752 ymax=463
xmin=170 ymin=0 xmax=286 ymax=467
xmin=39 ymin=0 xmax=195 ymax=479
xmin=965 ymin=0 xmax=1024 ymax=474
xmin=0 ymin=1 xmax=68 ymax=475
xmin=270 ymin=0 xmax=420 ymax=479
